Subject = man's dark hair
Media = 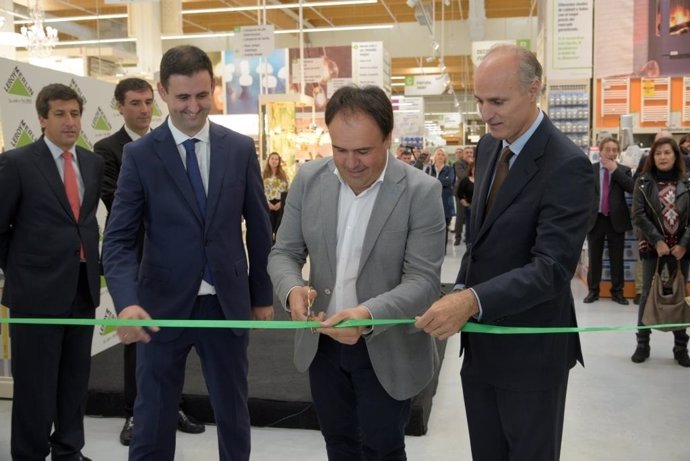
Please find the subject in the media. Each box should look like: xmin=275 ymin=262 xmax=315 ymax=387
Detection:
xmin=325 ymin=85 xmax=393 ymax=139
xmin=159 ymin=45 xmax=214 ymax=90
xmin=35 ymin=83 xmax=83 ymax=118
xmin=114 ymin=78 xmax=154 ymax=105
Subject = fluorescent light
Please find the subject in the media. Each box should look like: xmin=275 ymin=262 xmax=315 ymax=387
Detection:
xmin=55 ymin=37 xmax=136 ymax=46
xmin=184 ymin=0 xmax=376 ymax=15
xmin=161 ymin=23 xmax=393 ymax=40
xmin=392 ymin=82 xmax=405 ymax=86
xmin=391 ymin=76 xmax=406 ymax=80
xmin=162 ymin=32 xmax=235 ymax=40
xmin=15 ymin=13 xmax=128 ymax=24
xmin=275 ymin=24 xmax=393 ymax=34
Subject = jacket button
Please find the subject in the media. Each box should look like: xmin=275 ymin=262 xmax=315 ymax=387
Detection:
xmin=324 ymin=289 xmax=332 ymax=295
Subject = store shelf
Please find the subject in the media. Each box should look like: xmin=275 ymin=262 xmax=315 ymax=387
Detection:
xmin=547 ymin=83 xmax=591 ymax=152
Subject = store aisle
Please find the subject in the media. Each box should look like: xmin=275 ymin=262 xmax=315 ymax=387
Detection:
xmin=0 ymin=241 xmax=688 ymax=460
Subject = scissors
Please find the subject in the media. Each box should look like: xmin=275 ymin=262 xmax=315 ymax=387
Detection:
xmin=306 ymin=286 xmax=317 ymax=333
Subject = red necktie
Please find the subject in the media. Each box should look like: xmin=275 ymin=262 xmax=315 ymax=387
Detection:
xmin=486 ymin=146 xmax=513 ymax=212
xmin=63 ymin=151 xmax=85 ymax=260
xmin=601 ymin=168 xmax=610 ymax=216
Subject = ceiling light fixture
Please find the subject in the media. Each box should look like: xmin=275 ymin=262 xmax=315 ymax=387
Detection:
xmin=15 ymin=13 xmax=128 ymax=24
xmin=20 ymin=0 xmax=58 ymax=58
xmin=184 ymin=0 xmax=376 ymax=15
xmin=55 ymin=37 xmax=137 ymax=46
xmin=406 ymin=0 xmax=417 ymax=8
xmin=162 ymin=23 xmax=394 ymax=40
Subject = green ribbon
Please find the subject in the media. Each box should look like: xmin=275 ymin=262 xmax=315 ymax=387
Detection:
xmin=1 ymin=317 xmax=689 ymax=333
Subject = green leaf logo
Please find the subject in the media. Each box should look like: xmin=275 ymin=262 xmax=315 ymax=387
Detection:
xmin=4 ymin=66 xmax=33 ymax=97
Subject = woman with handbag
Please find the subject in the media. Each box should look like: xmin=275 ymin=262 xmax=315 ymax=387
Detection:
xmin=631 ymin=137 xmax=690 ymax=367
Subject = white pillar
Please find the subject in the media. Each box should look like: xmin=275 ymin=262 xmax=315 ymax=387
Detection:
xmin=0 ymin=0 xmax=17 ymax=60
xmin=128 ymin=3 xmax=162 ymax=78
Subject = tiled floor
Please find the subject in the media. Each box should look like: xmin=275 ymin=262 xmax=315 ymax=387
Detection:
xmin=0 ymin=240 xmax=689 ymax=460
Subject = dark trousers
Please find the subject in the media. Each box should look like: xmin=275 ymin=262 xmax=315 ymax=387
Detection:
xmin=636 ymin=256 xmax=689 ymax=346
xmin=454 ymin=197 xmax=465 ymax=243
xmin=269 ymin=199 xmax=284 ymax=242
xmin=124 ymin=343 xmax=185 ymax=417
xmin=129 ymin=295 xmax=250 ymax=461
xmin=462 ymin=374 xmax=569 ymax=461
xmin=123 ymin=342 xmax=137 ymax=416
xmin=309 ymin=335 xmax=411 ymax=461
xmin=587 ymin=214 xmax=626 ymax=295
xmin=464 ymin=208 xmax=472 ymax=245
xmin=10 ymin=264 xmax=95 ymax=461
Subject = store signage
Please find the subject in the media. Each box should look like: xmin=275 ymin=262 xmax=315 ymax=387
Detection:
xmin=471 ymin=40 xmax=516 ymax=66
xmin=233 ymin=25 xmax=275 ymax=57
xmin=404 ymin=74 xmax=446 ymax=96
xmin=352 ymin=42 xmax=390 ymax=93
xmin=547 ymin=0 xmax=593 ymax=79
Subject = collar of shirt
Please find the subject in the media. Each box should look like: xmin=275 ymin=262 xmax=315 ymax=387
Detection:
xmin=43 ymin=136 xmax=76 ymax=161
xmin=502 ymin=109 xmax=544 ymax=166
xmin=332 ymin=154 xmax=388 ymax=194
xmin=167 ymin=117 xmax=210 ymax=147
xmin=124 ymin=125 xmax=150 ymax=142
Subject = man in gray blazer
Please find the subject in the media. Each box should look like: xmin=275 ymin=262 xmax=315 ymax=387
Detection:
xmin=268 ymin=85 xmax=446 ymax=460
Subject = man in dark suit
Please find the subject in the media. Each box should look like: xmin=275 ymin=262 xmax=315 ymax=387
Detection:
xmin=416 ymin=45 xmax=594 ymax=460
xmin=584 ymin=137 xmax=634 ymax=305
xmin=0 ymin=83 xmax=103 ymax=461
xmin=93 ymin=77 xmax=204 ymax=446
xmin=102 ymin=46 xmax=274 ymax=461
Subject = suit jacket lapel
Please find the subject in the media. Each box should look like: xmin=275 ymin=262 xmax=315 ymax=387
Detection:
xmin=319 ymin=163 xmax=340 ymax=280
xmin=206 ymin=123 xmax=228 ymax=225
xmin=116 ymin=126 xmax=132 ymax=163
xmin=472 ymin=138 xmax=501 ymax=238
xmin=153 ymin=123 xmax=204 ymax=224
xmin=359 ymin=155 xmax=404 ymax=272
xmin=76 ymin=146 xmax=99 ymax=221
xmin=32 ymin=138 xmax=75 ymax=220
xmin=475 ymin=121 xmax=547 ymax=242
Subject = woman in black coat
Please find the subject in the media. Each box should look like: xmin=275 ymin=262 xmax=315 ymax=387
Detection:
xmin=631 ymin=137 xmax=690 ymax=367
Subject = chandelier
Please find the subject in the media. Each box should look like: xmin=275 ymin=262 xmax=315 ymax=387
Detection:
xmin=20 ymin=0 xmax=58 ymax=58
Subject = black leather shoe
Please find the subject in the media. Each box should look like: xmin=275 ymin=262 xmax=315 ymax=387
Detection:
xmin=631 ymin=345 xmax=650 ymax=363
xmin=583 ymin=292 xmax=598 ymax=303
xmin=119 ymin=417 xmax=133 ymax=446
xmin=177 ymin=409 xmax=205 ymax=434
xmin=52 ymin=454 xmax=92 ymax=461
xmin=611 ymin=294 xmax=629 ymax=305
xmin=674 ymin=348 xmax=690 ymax=367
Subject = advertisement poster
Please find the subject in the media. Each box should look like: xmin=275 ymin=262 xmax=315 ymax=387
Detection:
xmin=223 ymin=49 xmax=289 ymax=115
xmin=595 ymin=0 xmax=690 ymax=78
xmin=289 ymin=46 xmax=353 ymax=112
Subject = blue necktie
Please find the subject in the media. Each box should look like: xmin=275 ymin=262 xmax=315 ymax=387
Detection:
xmin=182 ymin=138 xmax=213 ymax=285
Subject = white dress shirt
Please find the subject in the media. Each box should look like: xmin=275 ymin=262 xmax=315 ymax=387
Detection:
xmin=326 ymin=161 xmax=387 ymax=317
xmin=168 ymin=118 xmax=215 ymax=295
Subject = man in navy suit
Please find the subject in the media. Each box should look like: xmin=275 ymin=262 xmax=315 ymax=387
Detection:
xmin=103 ymin=45 xmax=273 ymax=461
xmin=417 ymin=45 xmax=594 ymax=460
xmin=94 ymin=77 xmax=205 ymax=446
xmin=0 ymin=84 xmax=103 ymax=461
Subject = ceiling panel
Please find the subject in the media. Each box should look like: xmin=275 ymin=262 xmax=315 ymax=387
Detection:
xmin=13 ymin=0 xmax=535 ymax=92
